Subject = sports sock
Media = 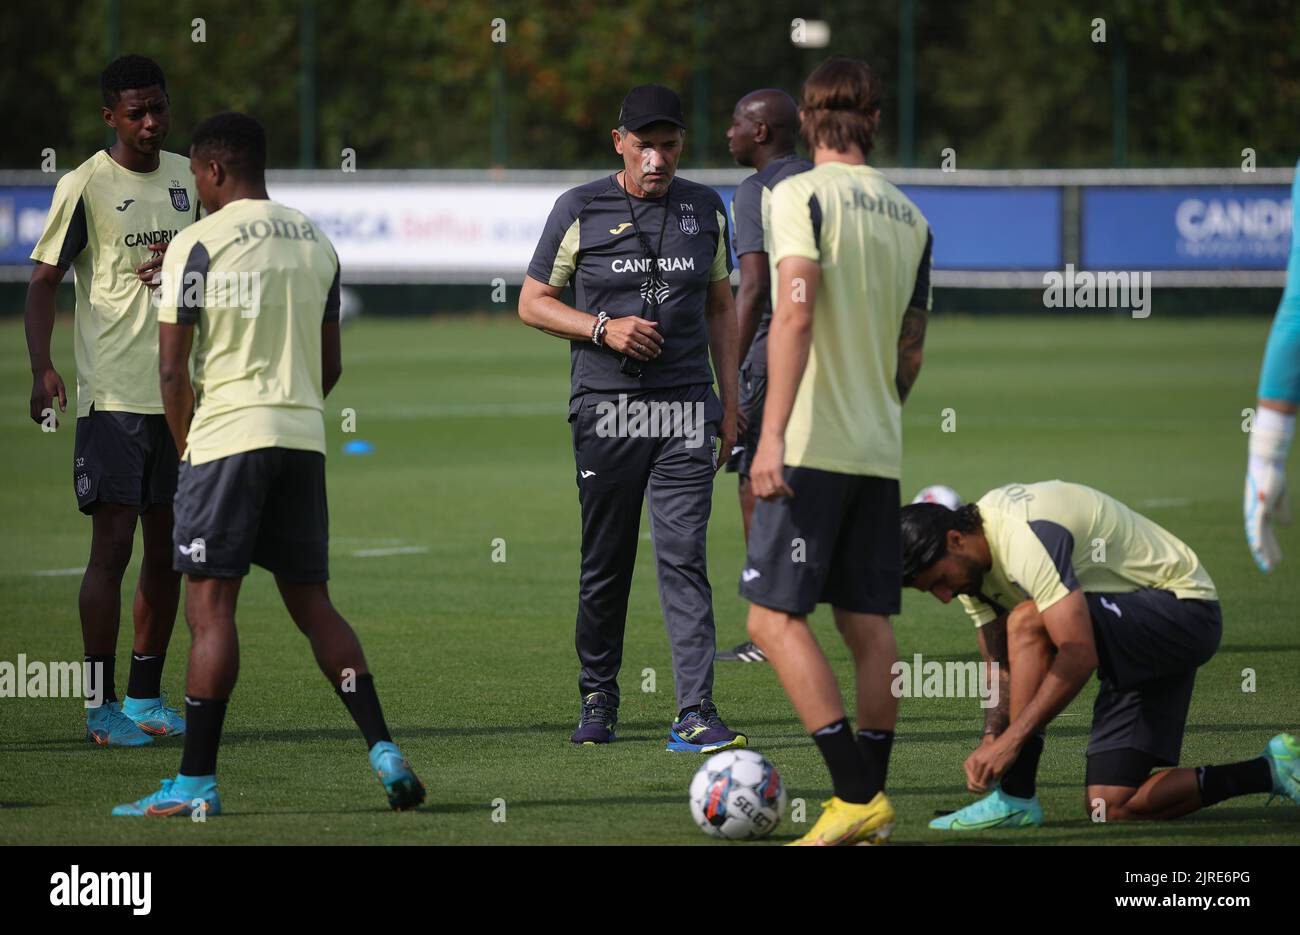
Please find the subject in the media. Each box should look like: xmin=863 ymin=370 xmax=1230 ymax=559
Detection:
xmin=1196 ymin=757 xmax=1272 ymax=806
xmin=179 ymin=697 xmax=228 ymax=777
xmin=85 ymin=654 xmax=116 ymax=705
xmin=335 ymin=673 xmax=393 ymax=749
xmin=1000 ymin=732 xmax=1045 ymax=799
xmin=856 ymin=729 xmax=894 ymax=798
xmin=126 ymin=652 xmax=165 ymax=700
xmin=813 ymin=718 xmax=873 ymax=804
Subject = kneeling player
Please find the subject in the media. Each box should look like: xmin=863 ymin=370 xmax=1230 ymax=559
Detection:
xmin=112 ymin=113 xmax=423 ymax=817
xmin=901 ymin=480 xmax=1298 ymax=829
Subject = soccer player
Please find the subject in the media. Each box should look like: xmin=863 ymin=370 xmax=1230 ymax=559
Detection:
xmin=1244 ymin=157 xmax=1300 ymax=573
xmin=518 ymin=85 xmax=746 ymax=752
xmin=112 ymin=113 xmax=424 ymax=816
xmin=716 ymin=89 xmax=811 ymax=666
xmin=902 ymin=481 xmax=1299 ymax=829
xmin=742 ymin=58 xmax=933 ymax=845
xmin=26 ymin=55 xmax=197 ymax=745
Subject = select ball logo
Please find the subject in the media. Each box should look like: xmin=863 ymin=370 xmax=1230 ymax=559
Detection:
xmin=689 ymin=749 xmax=786 ymax=840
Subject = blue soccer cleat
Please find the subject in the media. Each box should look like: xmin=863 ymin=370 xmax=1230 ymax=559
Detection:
xmin=667 ymin=699 xmax=747 ymax=753
xmin=112 ymin=776 xmax=221 ymax=817
xmin=570 ymin=691 xmax=617 ymax=746
xmin=1263 ymin=732 xmax=1300 ymax=805
xmin=930 ymin=786 xmax=1043 ymax=830
xmin=86 ymin=701 xmax=154 ymax=747
xmin=122 ymin=693 xmax=186 ymax=737
xmin=369 ymin=741 xmax=426 ymax=811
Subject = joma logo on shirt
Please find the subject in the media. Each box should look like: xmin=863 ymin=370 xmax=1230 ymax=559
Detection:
xmin=844 ymin=189 xmax=915 ymax=225
xmin=611 ymin=257 xmax=695 ymax=274
xmin=124 ymin=229 xmax=179 ymax=247
xmin=234 ymin=218 xmax=320 ymax=244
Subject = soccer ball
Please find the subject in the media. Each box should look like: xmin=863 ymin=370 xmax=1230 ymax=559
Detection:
xmin=912 ymin=484 xmax=963 ymax=510
xmin=689 ymin=749 xmax=786 ymax=840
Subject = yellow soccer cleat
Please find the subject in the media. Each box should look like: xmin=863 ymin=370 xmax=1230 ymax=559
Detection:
xmin=787 ymin=792 xmax=896 ymax=846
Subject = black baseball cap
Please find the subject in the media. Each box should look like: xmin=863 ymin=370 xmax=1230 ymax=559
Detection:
xmin=618 ymin=84 xmax=686 ymax=131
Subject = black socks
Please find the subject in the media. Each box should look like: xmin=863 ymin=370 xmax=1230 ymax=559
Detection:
xmin=336 ymin=673 xmax=393 ymax=749
xmin=127 ymin=652 xmax=165 ymax=699
xmin=1001 ymin=732 xmax=1045 ymax=799
xmin=856 ymin=728 xmax=894 ymax=800
xmin=179 ymin=697 xmax=228 ymax=777
xmin=812 ymin=718 xmax=873 ymax=804
xmin=85 ymin=654 xmax=116 ymax=705
xmin=1196 ymin=757 xmax=1272 ymax=807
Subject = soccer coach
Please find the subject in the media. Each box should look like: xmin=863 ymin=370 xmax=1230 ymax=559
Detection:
xmin=519 ymin=85 xmax=746 ymax=753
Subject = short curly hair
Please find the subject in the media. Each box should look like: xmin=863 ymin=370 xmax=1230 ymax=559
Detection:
xmin=191 ymin=112 xmax=267 ymax=178
xmin=101 ymin=55 xmax=166 ymax=108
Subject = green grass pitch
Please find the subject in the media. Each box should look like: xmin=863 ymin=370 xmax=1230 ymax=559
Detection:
xmin=1 ymin=312 xmax=1296 ymax=845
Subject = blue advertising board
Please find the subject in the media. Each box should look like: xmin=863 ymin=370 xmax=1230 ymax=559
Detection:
xmin=903 ymin=186 xmax=1062 ymax=270
xmin=0 ymin=187 xmax=58 ymax=266
xmin=1082 ymin=185 xmax=1291 ymax=270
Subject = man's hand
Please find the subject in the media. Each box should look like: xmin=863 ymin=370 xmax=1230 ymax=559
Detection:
xmin=749 ymin=432 xmax=792 ymax=500
xmin=135 ymin=242 xmax=167 ymax=286
xmin=602 ymin=316 xmax=663 ymax=362
xmin=715 ymin=404 xmax=737 ymax=475
xmin=1245 ymin=455 xmax=1290 ymax=572
xmin=30 ymin=366 xmax=67 ymax=425
xmin=964 ymin=734 xmax=1020 ymax=793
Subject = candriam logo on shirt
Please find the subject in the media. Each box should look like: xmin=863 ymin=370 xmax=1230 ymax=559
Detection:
xmin=155 ymin=270 xmax=263 ymax=319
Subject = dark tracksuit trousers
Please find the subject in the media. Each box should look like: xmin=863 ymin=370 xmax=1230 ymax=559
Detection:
xmin=570 ymin=384 xmax=721 ymax=710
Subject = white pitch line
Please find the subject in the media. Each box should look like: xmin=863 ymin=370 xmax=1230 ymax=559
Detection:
xmin=30 ymin=567 xmax=86 ymax=577
xmin=1140 ymin=497 xmax=1191 ymax=508
xmin=350 ymin=546 xmax=429 ymax=558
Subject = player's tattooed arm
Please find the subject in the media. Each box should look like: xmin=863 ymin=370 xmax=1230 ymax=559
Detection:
xmin=977 ymin=613 xmax=1011 ymax=738
xmin=896 ymin=304 xmax=928 ymax=404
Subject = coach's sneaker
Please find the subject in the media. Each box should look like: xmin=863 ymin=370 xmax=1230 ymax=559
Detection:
xmin=789 ymin=792 xmax=896 ymax=846
xmin=571 ymin=692 xmax=618 ymax=745
xmin=666 ymin=699 xmax=747 ymax=753
xmin=112 ymin=776 xmax=220 ymax=817
xmin=1263 ymin=732 xmax=1300 ymax=804
xmin=122 ymin=693 xmax=186 ymax=737
xmin=369 ymin=741 xmax=426 ymax=811
xmin=929 ymin=785 xmax=1043 ymax=831
xmin=715 ymin=640 xmax=768 ymax=663
xmin=86 ymin=701 xmax=154 ymax=747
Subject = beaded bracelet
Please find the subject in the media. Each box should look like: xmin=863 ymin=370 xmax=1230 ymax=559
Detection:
xmin=591 ymin=310 xmax=610 ymax=346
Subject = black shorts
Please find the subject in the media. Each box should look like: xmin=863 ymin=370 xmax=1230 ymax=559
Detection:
xmin=725 ymin=365 xmax=766 ymax=477
xmin=1085 ymin=589 xmax=1222 ymax=768
xmin=739 ymin=467 xmax=901 ymax=616
xmin=172 ymin=447 xmax=329 ymax=582
xmin=72 ymin=405 xmax=178 ymax=514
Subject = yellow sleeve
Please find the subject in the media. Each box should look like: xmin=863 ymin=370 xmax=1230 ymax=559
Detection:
xmin=710 ymin=209 xmax=730 ymax=281
xmin=999 ymin=516 xmax=1074 ymax=614
xmin=769 ymin=179 xmax=820 ymax=266
xmin=959 ymin=594 xmax=998 ymax=628
xmin=30 ymin=171 xmax=89 ymax=268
